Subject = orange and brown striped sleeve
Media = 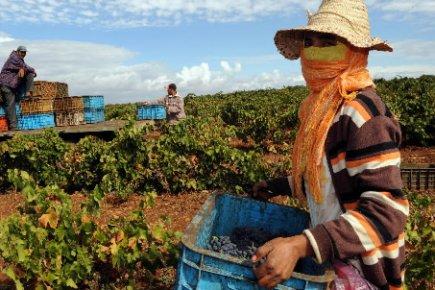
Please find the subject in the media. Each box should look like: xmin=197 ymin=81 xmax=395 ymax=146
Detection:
xmin=304 ymin=110 xmax=408 ymax=288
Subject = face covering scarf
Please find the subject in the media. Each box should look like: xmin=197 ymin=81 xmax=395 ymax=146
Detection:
xmin=291 ymin=42 xmax=374 ymax=203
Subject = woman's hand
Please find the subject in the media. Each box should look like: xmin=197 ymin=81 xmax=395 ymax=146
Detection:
xmin=252 ymin=235 xmax=313 ymax=289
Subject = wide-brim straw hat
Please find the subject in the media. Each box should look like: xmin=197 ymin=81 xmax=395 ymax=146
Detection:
xmin=274 ymin=0 xmax=393 ymax=60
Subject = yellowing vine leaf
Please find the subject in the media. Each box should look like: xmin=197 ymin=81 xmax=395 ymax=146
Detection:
xmin=151 ymin=224 xmax=165 ymax=242
xmin=81 ymin=214 xmax=91 ymax=223
xmin=110 ymin=243 xmax=119 ymax=255
xmin=115 ymin=230 xmax=125 ymax=243
xmin=66 ymin=278 xmax=78 ymax=288
xmin=38 ymin=211 xmax=59 ymax=229
xmin=100 ymin=246 xmax=110 ymax=253
xmin=128 ymin=237 xmax=137 ymax=249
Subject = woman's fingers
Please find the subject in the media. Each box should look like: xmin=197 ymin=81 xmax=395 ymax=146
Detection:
xmin=253 ymin=237 xmax=305 ymax=288
xmin=252 ymin=241 xmax=272 ymax=262
xmin=258 ymin=273 xmax=282 ymax=289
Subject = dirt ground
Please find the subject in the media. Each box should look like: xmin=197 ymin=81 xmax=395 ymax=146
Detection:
xmin=0 ymin=190 xmax=211 ymax=234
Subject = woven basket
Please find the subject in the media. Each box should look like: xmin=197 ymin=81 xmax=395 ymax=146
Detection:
xmin=54 ymin=97 xmax=84 ymax=112
xmin=0 ymin=117 xmax=8 ymax=132
xmin=55 ymin=111 xmax=85 ymax=127
xmin=20 ymin=98 xmax=54 ymax=115
xmin=33 ymin=81 xmax=69 ymax=99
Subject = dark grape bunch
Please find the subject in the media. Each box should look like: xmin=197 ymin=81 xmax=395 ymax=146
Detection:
xmin=207 ymin=227 xmax=274 ymax=260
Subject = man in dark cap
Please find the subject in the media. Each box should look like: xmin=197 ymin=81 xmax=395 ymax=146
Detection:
xmin=0 ymin=46 xmax=37 ymax=130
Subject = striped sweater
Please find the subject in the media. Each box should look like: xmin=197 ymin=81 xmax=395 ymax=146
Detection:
xmin=268 ymin=87 xmax=408 ymax=289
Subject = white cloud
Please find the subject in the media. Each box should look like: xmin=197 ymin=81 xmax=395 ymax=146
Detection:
xmin=235 ymin=70 xmax=302 ymax=90
xmin=372 ymin=0 xmax=435 ymax=13
xmin=370 ymin=0 xmax=435 ymax=28
xmin=370 ymin=65 xmax=435 ymax=79
xmin=220 ymin=61 xmax=242 ymax=73
xmin=0 ymin=0 xmax=309 ymax=27
xmin=0 ymin=0 xmax=433 ymax=28
xmin=13 ymin=0 xmax=428 ymax=28
xmin=391 ymin=40 xmax=435 ymax=60
xmin=0 ymin=32 xmax=14 ymax=43
xmin=177 ymin=63 xmax=212 ymax=86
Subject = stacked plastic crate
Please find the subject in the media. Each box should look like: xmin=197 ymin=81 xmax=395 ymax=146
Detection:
xmin=82 ymin=96 xmax=105 ymax=124
xmin=137 ymin=104 xmax=166 ymax=120
xmin=54 ymin=96 xmax=85 ymax=127
xmin=17 ymin=97 xmax=56 ymax=131
xmin=2 ymin=82 xmax=108 ymax=131
xmin=15 ymin=81 xmax=69 ymax=131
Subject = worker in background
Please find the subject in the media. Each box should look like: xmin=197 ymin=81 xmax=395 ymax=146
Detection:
xmin=0 ymin=46 xmax=37 ymax=130
xmin=146 ymin=83 xmax=186 ymax=123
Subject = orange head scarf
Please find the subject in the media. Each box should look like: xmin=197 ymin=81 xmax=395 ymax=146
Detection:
xmin=291 ymin=43 xmax=374 ymax=203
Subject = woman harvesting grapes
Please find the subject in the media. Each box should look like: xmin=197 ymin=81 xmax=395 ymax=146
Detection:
xmin=251 ymin=0 xmax=408 ymax=289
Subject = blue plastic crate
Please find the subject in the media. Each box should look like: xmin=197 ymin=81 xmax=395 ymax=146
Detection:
xmin=84 ymin=109 xmax=105 ymax=124
xmin=137 ymin=105 xmax=166 ymax=120
xmin=176 ymin=193 xmax=334 ymax=290
xmin=17 ymin=113 xmax=55 ymax=130
xmin=82 ymin=96 xmax=104 ymax=109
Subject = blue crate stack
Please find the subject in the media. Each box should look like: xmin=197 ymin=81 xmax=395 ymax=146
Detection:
xmin=82 ymin=96 xmax=105 ymax=124
xmin=176 ymin=193 xmax=333 ymax=290
xmin=137 ymin=104 xmax=166 ymax=120
xmin=1 ymin=103 xmax=55 ymax=131
xmin=1 ymin=104 xmax=56 ymax=130
xmin=17 ymin=113 xmax=56 ymax=130
xmin=15 ymin=104 xmax=55 ymax=131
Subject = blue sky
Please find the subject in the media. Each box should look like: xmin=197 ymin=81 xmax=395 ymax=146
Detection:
xmin=1 ymin=0 xmax=434 ymax=103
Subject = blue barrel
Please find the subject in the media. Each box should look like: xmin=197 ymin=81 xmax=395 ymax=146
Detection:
xmin=137 ymin=105 xmax=166 ymax=120
xmin=82 ymin=96 xmax=105 ymax=124
xmin=176 ymin=194 xmax=334 ymax=290
xmin=17 ymin=113 xmax=55 ymax=130
xmin=0 ymin=106 xmax=5 ymax=117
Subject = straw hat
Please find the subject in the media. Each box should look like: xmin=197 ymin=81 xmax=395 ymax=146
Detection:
xmin=274 ymin=0 xmax=393 ymax=60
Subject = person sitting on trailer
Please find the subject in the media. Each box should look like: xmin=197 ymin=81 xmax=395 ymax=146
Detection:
xmin=145 ymin=83 xmax=186 ymax=123
xmin=0 ymin=46 xmax=37 ymax=130
xmin=250 ymin=0 xmax=408 ymax=289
